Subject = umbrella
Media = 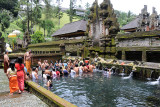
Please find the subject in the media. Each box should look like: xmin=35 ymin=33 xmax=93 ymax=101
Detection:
xmin=8 ymin=33 xmax=17 ymax=38
xmin=12 ymin=30 xmax=21 ymax=35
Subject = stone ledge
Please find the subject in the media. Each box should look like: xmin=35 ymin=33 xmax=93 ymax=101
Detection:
xmin=25 ymin=80 xmax=77 ymax=107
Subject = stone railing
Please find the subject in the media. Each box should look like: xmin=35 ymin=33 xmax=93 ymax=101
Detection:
xmin=25 ymin=80 xmax=77 ymax=107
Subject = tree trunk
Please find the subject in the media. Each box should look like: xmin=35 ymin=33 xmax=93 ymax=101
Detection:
xmin=70 ymin=0 xmax=73 ymax=23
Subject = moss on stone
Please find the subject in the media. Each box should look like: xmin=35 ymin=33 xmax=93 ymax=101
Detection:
xmin=117 ymin=30 xmax=160 ymax=39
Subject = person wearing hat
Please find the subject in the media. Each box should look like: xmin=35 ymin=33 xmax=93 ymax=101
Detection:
xmin=4 ymin=51 xmax=9 ymax=73
xmin=24 ymin=50 xmax=32 ymax=74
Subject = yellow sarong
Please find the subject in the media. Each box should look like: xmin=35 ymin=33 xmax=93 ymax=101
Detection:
xmin=26 ymin=60 xmax=31 ymax=74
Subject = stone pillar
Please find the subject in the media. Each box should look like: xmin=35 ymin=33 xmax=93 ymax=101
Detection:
xmin=60 ymin=43 xmax=65 ymax=56
xmin=122 ymin=50 xmax=126 ymax=60
xmin=142 ymin=50 xmax=146 ymax=62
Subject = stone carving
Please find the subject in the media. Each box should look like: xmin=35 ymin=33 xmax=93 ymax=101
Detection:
xmin=138 ymin=5 xmax=160 ymax=31
xmin=86 ymin=0 xmax=119 ymax=58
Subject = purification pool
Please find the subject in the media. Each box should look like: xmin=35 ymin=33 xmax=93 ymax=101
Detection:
xmin=36 ymin=72 xmax=160 ymax=107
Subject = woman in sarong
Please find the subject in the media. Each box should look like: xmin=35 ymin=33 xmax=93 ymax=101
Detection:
xmin=15 ymin=57 xmax=25 ymax=93
xmin=6 ymin=62 xmax=20 ymax=95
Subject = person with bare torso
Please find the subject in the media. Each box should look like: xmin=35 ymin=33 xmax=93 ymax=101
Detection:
xmin=45 ymin=60 xmax=49 ymax=67
xmin=4 ymin=51 xmax=9 ymax=73
xmin=38 ymin=59 xmax=42 ymax=70
xmin=88 ymin=63 xmax=95 ymax=72
xmin=74 ymin=64 xmax=79 ymax=74
xmin=41 ymin=60 xmax=46 ymax=70
xmin=24 ymin=50 xmax=32 ymax=74
xmin=83 ymin=63 xmax=88 ymax=73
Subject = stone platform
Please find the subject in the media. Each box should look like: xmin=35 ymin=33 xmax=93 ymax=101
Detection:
xmin=0 ymin=69 xmax=48 ymax=107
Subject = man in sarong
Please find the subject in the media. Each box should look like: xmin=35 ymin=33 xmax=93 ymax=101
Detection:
xmin=24 ymin=50 xmax=32 ymax=74
xmin=4 ymin=51 xmax=9 ymax=73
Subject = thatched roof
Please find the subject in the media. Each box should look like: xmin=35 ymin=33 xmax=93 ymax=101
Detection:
xmin=51 ymin=20 xmax=87 ymax=37
xmin=121 ymin=18 xmax=139 ymax=30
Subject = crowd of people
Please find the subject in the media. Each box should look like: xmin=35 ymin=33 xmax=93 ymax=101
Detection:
xmin=4 ymin=50 xmax=32 ymax=95
xmin=3 ymin=49 xmax=97 ymax=94
xmin=34 ymin=59 xmax=96 ymax=90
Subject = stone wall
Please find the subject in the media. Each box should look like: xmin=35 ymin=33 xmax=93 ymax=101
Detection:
xmin=8 ymin=53 xmax=62 ymax=66
xmin=102 ymin=63 xmax=160 ymax=79
xmin=25 ymin=80 xmax=77 ymax=107
xmin=117 ymin=37 xmax=160 ymax=47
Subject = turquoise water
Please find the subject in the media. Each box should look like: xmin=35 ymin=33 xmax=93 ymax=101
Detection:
xmin=37 ymin=72 xmax=159 ymax=107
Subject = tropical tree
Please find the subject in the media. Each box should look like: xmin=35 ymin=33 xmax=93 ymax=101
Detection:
xmin=84 ymin=2 xmax=90 ymax=20
xmin=45 ymin=20 xmax=55 ymax=36
xmin=54 ymin=0 xmax=64 ymax=28
xmin=0 ymin=0 xmax=19 ymax=17
xmin=0 ymin=11 xmax=11 ymax=32
xmin=16 ymin=19 xmax=27 ymax=32
xmin=31 ymin=31 xmax=44 ymax=43
xmin=32 ymin=0 xmax=42 ymax=31
xmin=40 ymin=19 xmax=55 ymax=37
xmin=40 ymin=20 xmax=46 ymax=37
xmin=0 ymin=0 xmax=19 ymax=31
xmin=114 ymin=10 xmax=136 ymax=28
xmin=53 ymin=6 xmax=63 ymax=28
xmin=43 ymin=0 xmax=54 ymax=19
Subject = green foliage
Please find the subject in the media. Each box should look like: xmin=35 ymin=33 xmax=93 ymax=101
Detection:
xmin=43 ymin=0 xmax=54 ymax=19
xmin=0 ymin=0 xmax=19 ymax=31
xmin=53 ymin=6 xmax=63 ymax=19
xmin=84 ymin=2 xmax=91 ymax=20
xmin=16 ymin=19 xmax=27 ymax=32
xmin=45 ymin=20 xmax=55 ymax=36
xmin=0 ymin=11 xmax=10 ymax=31
xmin=40 ymin=19 xmax=55 ymax=36
xmin=31 ymin=31 xmax=44 ymax=44
xmin=114 ymin=10 xmax=136 ymax=28
xmin=0 ymin=0 xmax=19 ymax=17
xmin=32 ymin=0 xmax=42 ymax=24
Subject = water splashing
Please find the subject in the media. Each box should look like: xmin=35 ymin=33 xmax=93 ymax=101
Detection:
xmin=119 ymin=69 xmax=126 ymax=76
xmin=147 ymin=76 xmax=160 ymax=85
xmin=147 ymin=70 xmax=154 ymax=81
xmin=122 ymin=72 xmax=133 ymax=79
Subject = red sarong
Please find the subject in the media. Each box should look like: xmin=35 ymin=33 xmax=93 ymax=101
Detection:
xmin=15 ymin=63 xmax=25 ymax=91
xmin=4 ymin=61 xmax=9 ymax=73
xmin=9 ymin=76 xmax=19 ymax=93
xmin=17 ymin=71 xmax=24 ymax=91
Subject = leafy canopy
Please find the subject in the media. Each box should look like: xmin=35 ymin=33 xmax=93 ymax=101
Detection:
xmin=31 ymin=31 xmax=44 ymax=43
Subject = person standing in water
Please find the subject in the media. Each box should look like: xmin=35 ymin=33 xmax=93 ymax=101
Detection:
xmin=4 ymin=51 xmax=9 ymax=73
xmin=24 ymin=50 xmax=32 ymax=75
xmin=38 ymin=59 xmax=42 ymax=71
xmin=31 ymin=67 xmax=38 ymax=82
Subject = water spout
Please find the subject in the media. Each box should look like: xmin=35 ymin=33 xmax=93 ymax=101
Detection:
xmin=150 ymin=70 xmax=154 ymax=78
xmin=122 ymin=72 xmax=133 ymax=79
xmin=157 ymin=76 xmax=160 ymax=81
xmin=119 ymin=69 xmax=126 ymax=76
xmin=147 ymin=76 xmax=160 ymax=85
xmin=147 ymin=70 xmax=154 ymax=81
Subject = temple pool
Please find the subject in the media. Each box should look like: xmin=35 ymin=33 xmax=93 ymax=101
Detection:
xmin=36 ymin=72 xmax=160 ymax=107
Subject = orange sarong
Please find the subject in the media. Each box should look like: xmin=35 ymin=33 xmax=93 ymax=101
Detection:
xmin=26 ymin=60 xmax=31 ymax=74
xmin=9 ymin=76 xmax=19 ymax=93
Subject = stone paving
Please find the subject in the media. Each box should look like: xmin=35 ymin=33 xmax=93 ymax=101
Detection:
xmin=0 ymin=69 xmax=48 ymax=107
